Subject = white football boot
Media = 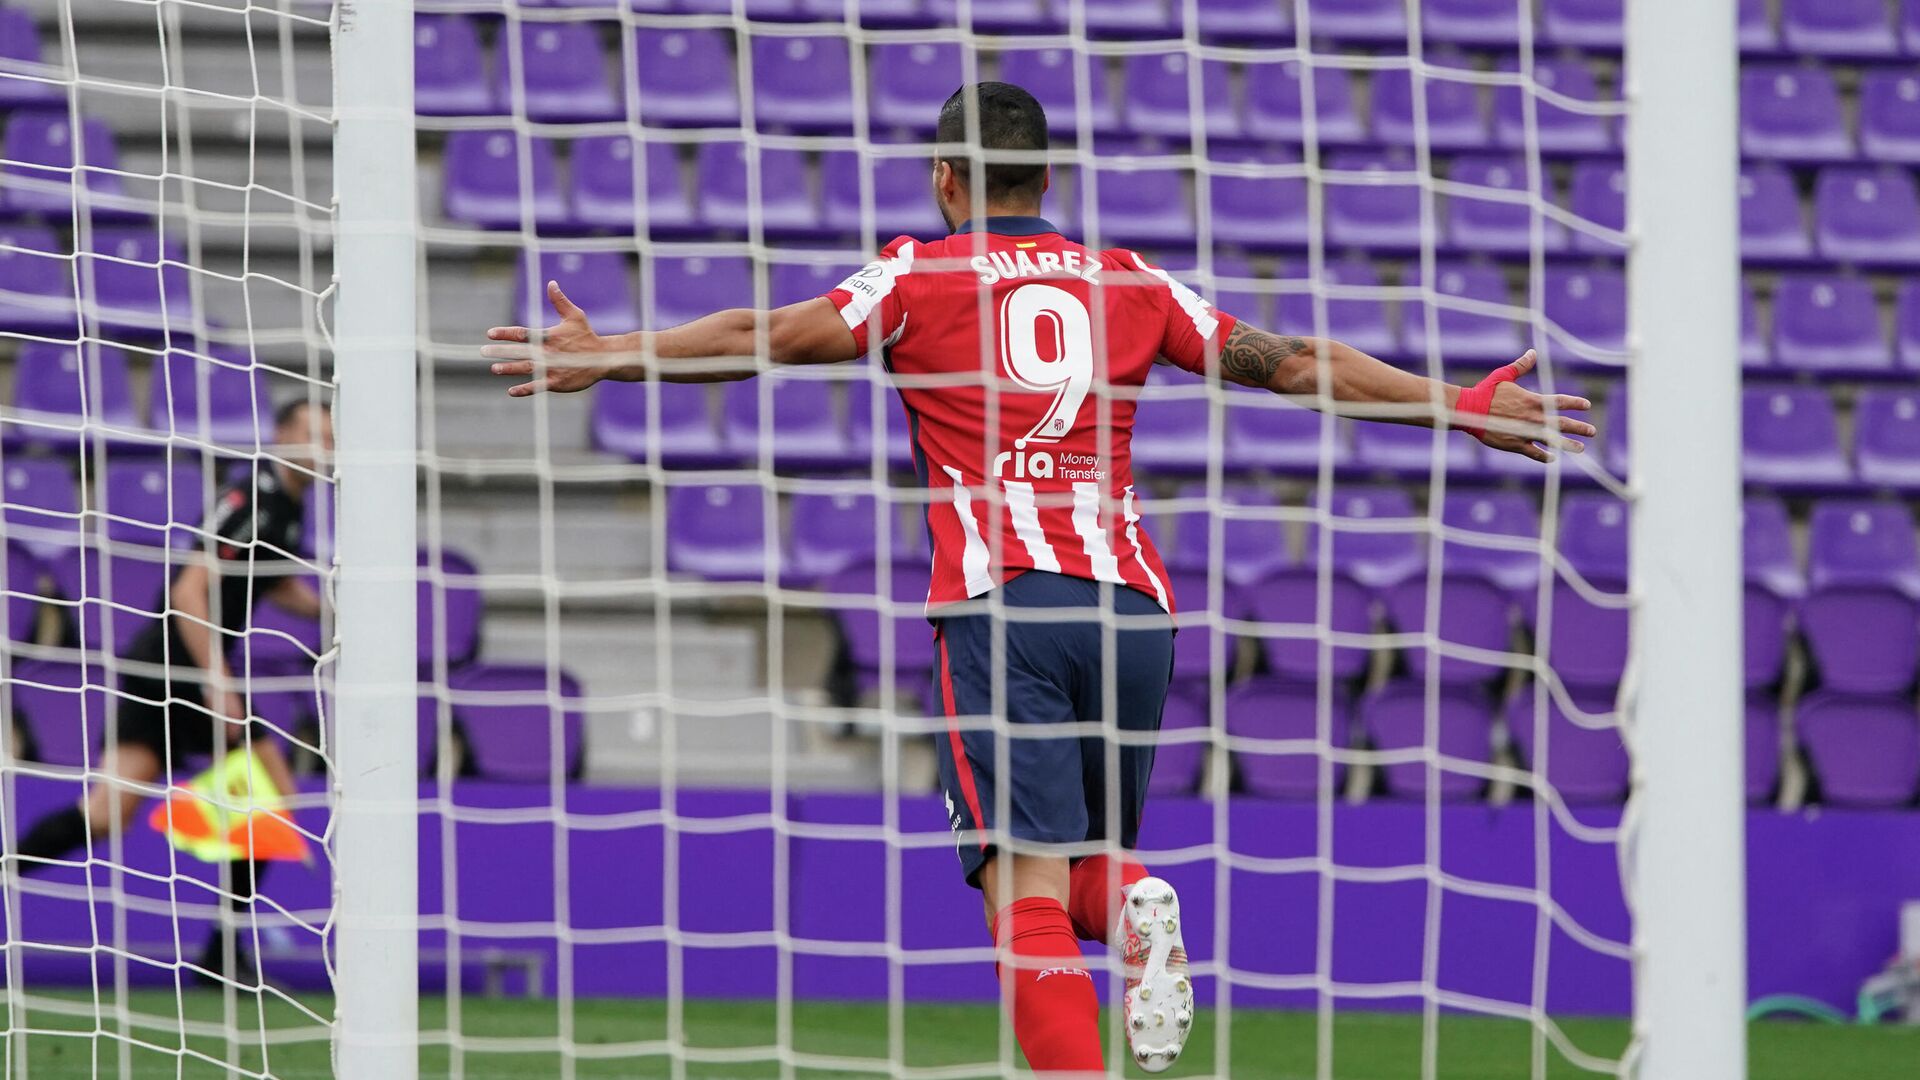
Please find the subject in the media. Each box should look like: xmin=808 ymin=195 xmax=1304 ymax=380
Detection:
xmin=1119 ymin=876 xmax=1192 ymax=1072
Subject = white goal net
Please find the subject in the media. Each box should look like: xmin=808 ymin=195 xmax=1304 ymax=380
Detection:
xmin=0 ymin=0 xmax=1745 ymax=1077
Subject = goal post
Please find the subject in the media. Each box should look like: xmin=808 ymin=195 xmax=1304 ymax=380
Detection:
xmin=1625 ymin=0 xmax=1747 ymax=1077
xmin=330 ymin=0 xmax=420 ymax=1076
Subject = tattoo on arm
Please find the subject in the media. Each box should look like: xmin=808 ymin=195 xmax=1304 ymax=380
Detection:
xmin=1217 ymin=322 xmax=1310 ymax=387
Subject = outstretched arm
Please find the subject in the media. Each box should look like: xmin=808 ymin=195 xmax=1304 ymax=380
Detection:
xmin=1215 ymin=323 xmax=1596 ymax=463
xmin=482 ymin=281 xmax=859 ymax=396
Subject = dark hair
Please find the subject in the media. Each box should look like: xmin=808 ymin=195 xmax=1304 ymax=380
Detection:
xmin=274 ymin=398 xmax=330 ymax=429
xmin=936 ymin=82 xmax=1049 ymax=205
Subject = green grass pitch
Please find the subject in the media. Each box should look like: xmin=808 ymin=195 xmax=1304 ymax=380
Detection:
xmin=1 ymin=991 xmax=1914 ymax=1078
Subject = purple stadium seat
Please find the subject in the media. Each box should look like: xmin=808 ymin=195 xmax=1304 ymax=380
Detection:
xmin=440 ymin=131 xmax=567 ymax=230
xmin=846 ymin=373 xmax=917 ymax=472
xmin=0 ymin=224 xmax=77 ymax=334
xmin=101 ymin=460 xmax=207 ymax=547
xmin=1740 ymin=163 xmax=1811 ymax=260
xmin=1565 ymin=158 xmax=1626 ymax=256
xmin=1163 ymin=569 xmax=1231 ymax=683
xmin=697 ymin=143 xmax=820 ymax=237
xmin=677 ymin=0 xmax=800 ymax=18
xmin=1243 ymin=61 xmax=1363 ymax=145
xmin=1362 ymin=682 xmax=1494 ymax=799
xmin=1855 ymin=388 xmax=1920 ymax=488
xmin=3 ymin=458 xmax=81 ymax=559
xmin=1223 ymin=387 xmax=1352 ymax=473
xmin=494 ymin=21 xmax=620 ymax=123
xmin=1159 ymin=483 xmax=1294 ymax=587
xmin=1802 ymin=500 xmax=1920 ymax=694
xmin=1197 ymin=0 xmax=1293 ymax=43
xmin=1226 ymin=678 xmax=1348 ymax=799
xmin=1310 ymin=486 xmax=1423 ymax=590
xmin=1384 ymin=491 xmax=1538 ymax=685
xmin=1493 ymin=56 xmax=1614 ymax=154
xmin=414 ymin=14 xmax=493 ymax=116
xmin=1323 ymin=150 xmax=1423 ymax=250
xmin=0 ymin=8 xmax=63 ymax=108
xmin=149 ymin=345 xmax=273 ymax=452
xmin=1245 ymin=495 xmax=1400 ymax=682
xmin=1859 ymin=70 xmax=1920 ymax=164
xmin=1742 ymin=283 xmax=1769 ymax=369
xmin=1208 ymin=147 xmax=1309 ymax=250
xmin=996 ymin=49 xmax=1121 ymax=137
xmin=1132 ymin=368 xmax=1217 ymax=475
xmin=924 ymin=0 xmax=1056 ymax=33
xmin=1371 ymin=65 xmax=1490 ymax=151
xmin=1540 ymin=0 xmax=1622 ymax=48
xmin=1780 ymin=0 xmax=1897 ymax=56
xmin=1772 ymin=274 xmax=1892 ymax=373
xmin=771 ymin=259 xmax=861 ymax=308
xmin=1352 ymin=420 xmax=1479 ymax=475
xmin=517 ymin=249 xmax=638 ymax=336
xmin=650 ymin=255 xmax=753 ymax=326
xmin=1080 ymin=166 xmax=1195 ymax=250
xmin=1906 ymin=0 xmax=1920 ymax=53
xmin=821 ymin=153 xmax=947 ymax=241
xmin=8 ymin=659 xmax=108 ymax=767
xmin=666 ymin=483 xmax=773 ymax=582
xmin=785 ymin=492 xmax=916 ymax=586
xmin=1505 ymin=686 xmax=1628 ymax=804
xmin=1421 ymin=0 xmax=1519 ymax=45
xmin=592 ymin=381 xmax=729 ymax=467
xmin=1814 ymin=167 xmax=1920 ymax=264
xmin=1305 ymin=0 xmax=1406 ymax=40
xmin=1545 ymin=494 xmax=1629 ymax=690
xmin=1739 ymin=0 xmax=1778 ymax=50
xmin=1149 ymin=687 xmax=1209 ymax=797
xmin=1403 ymin=263 xmax=1522 ymax=366
xmin=1798 ymin=693 xmax=1920 ymax=807
xmin=1446 ymin=155 xmax=1569 ymax=255
xmin=631 ymin=28 xmax=741 ymax=128
xmin=1122 ymin=53 xmax=1237 ymax=141
xmin=47 ymin=546 xmax=169 ymax=656
xmin=1 ymin=542 xmax=42 ymax=643
xmin=78 ymin=225 xmax=193 ymax=335
xmin=1740 ymin=66 xmax=1850 ymax=162
xmin=1902 ymin=281 xmax=1920 ymax=369
xmin=752 ymin=36 xmax=854 ymax=132
xmin=824 ymin=560 xmax=936 ymax=704
xmin=1743 ymin=498 xmax=1801 ymax=689
xmin=420 ymin=548 xmax=482 ymax=672
xmin=1 ymin=113 xmax=136 ymax=218
xmin=1742 ymin=385 xmax=1848 ymax=487
xmin=1273 ymin=258 xmax=1396 ymax=360
xmin=724 ymin=375 xmax=862 ymax=472
xmin=571 ymin=137 xmax=694 ymax=234
xmin=1543 ymin=266 xmax=1627 ymax=370
xmin=5 ymin=342 xmax=136 ymax=451
xmin=1082 ymin=0 xmax=1180 ymax=38
xmin=870 ymin=42 xmax=965 ymax=135
xmin=447 ymin=663 xmax=585 ymax=782
xmin=1746 ymin=698 xmax=1780 ymax=803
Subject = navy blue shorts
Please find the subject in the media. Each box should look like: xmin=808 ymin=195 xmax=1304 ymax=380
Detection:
xmin=931 ymin=571 xmax=1175 ymax=889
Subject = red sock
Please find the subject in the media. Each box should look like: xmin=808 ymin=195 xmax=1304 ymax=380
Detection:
xmin=1067 ymin=854 xmax=1149 ymax=944
xmin=992 ymin=897 xmax=1103 ymax=1073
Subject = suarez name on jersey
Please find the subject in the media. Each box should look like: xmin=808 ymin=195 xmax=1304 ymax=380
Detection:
xmin=822 ymin=216 xmax=1238 ymax=615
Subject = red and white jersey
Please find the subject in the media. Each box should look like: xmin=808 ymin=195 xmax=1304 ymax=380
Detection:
xmin=821 ymin=216 xmax=1238 ymax=613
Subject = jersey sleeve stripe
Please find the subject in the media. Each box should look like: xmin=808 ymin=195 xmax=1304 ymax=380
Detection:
xmin=941 ymin=465 xmax=996 ymax=597
xmin=1130 ymin=251 xmax=1219 ymax=341
xmin=836 ymin=241 xmax=915 ymax=331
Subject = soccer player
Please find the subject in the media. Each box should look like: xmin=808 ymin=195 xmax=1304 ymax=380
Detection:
xmin=481 ymin=84 xmax=1593 ymax=1073
xmin=13 ymin=400 xmax=331 ymax=984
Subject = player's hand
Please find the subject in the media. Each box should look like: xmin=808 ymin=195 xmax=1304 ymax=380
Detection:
xmin=482 ymin=281 xmax=612 ymax=397
xmin=1474 ymin=351 xmax=1597 ymax=463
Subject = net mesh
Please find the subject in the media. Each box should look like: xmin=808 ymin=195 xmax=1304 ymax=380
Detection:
xmin=3 ymin=0 xmax=1645 ymax=1075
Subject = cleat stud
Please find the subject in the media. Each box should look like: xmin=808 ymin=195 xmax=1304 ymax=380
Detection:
xmin=1165 ymin=916 xmax=1178 ymax=933
xmin=1131 ymin=894 xmax=1144 ymax=907
xmin=1139 ymin=986 xmax=1151 ymax=1001
xmin=1174 ymin=977 xmax=1190 ymax=994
